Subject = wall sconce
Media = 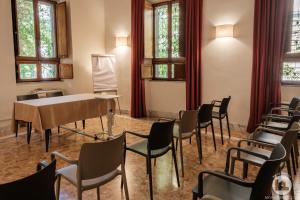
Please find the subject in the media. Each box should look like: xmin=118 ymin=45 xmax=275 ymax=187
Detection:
xmin=115 ymin=36 xmax=129 ymax=47
xmin=215 ymin=24 xmax=236 ymax=38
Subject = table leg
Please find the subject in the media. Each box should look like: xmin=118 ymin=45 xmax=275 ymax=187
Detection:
xmin=107 ymin=100 xmax=113 ymax=136
xmin=45 ymin=129 xmax=51 ymax=152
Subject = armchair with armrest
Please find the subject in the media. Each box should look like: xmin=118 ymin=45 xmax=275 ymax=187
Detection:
xmin=269 ymin=97 xmax=300 ymax=116
xmin=192 ymin=143 xmax=286 ymax=200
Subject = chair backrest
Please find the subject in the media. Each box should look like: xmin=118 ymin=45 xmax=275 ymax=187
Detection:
xmin=148 ymin=120 xmax=175 ymax=151
xmin=46 ymin=91 xmax=63 ymax=97
xmin=219 ymin=96 xmax=231 ymax=115
xmin=17 ymin=94 xmax=39 ymax=101
xmin=198 ymin=104 xmax=214 ymax=124
xmin=180 ymin=110 xmax=198 ymax=134
xmin=280 ymin=122 xmax=299 ymax=159
xmin=0 ymin=160 xmax=56 ymax=200
xmin=289 ymin=97 xmax=300 ymax=110
xmin=251 ymin=144 xmax=286 ymax=200
xmin=78 ymin=134 xmax=124 ymax=181
xmin=287 ymin=111 xmax=300 ymax=129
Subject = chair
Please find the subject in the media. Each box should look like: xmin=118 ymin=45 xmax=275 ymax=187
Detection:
xmin=15 ymin=94 xmax=39 ymax=143
xmin=230 ymin=124 xmax=298 ymax=199
xmin=52 ymin=134 xmax=128 ymax=200
xmin=173 ymin=110 xmax=198 ymax=177
xmin=0 ymin=160 xmax=56 ymax=200
xmin=124 ymin=120 xmax=180 ymax=200
xmin=192 ymin=143 xmax=286 ymax=200
xmin=212 ymin=96 xmax=231 ymax=145
xmin=197 ymin=104 xmax=217 ymax=159
xmin=46 ymin=91 xmax=92 ymax=131
xmin=270 ymin=97 xmax=300 ymax=116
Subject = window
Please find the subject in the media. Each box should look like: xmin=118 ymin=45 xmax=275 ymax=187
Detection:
xmin=12 ymin=0 xmax=59 ymax=82
xmin=152 ymin=1 xmax=185 ymax=80
xmin=282 ymin=0 xmax=300 ymax=84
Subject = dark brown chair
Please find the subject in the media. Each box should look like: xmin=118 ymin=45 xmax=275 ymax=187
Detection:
xmin=124 ymin=120 xmax=180 ymax=200
xmin=212 ymin=96 xmax=231 ymax=145
xmin=173 ymin=110 xmax=198 ymax=176
xmin=192 ymin=143 xmax=286 ymax=200
xmin=197 ymin=103 xmax=217 ymax=160
xmin=46 ymin=91 xmax=91 ymax=131
xmin=0 ymin=160 xmax=56 ymax=200
xmin=15 ymin=94 xmax=39 ymax=143
xmin=270 ymin=97 xmax=300 ymax=116
xmin=52 ymin=135 xmax=128 ymax=200
xmin=230 ymin=124 xmax=299 ymax=199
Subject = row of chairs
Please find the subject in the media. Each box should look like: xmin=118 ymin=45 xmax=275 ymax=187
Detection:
xmin=192 ymin=97 xmax=300 ymax=200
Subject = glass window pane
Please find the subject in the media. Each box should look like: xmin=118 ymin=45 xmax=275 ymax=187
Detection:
xmin=16 ymin=0 xmax=36 ymax=57
xmin=19 ymin=63 xmax=37 ymax=79
xmin=282 ymin=62 xmax=300 ymax=81
xmin=288 ymin=0 xmax=300 ymax=53
xmin=38 ymin=1 xmax=56 ymax=58
xmin=155 ymin=64 xmax=168 ymax=78
xmin=155 ymin=5 xmax=169 ymax=58
xmin=41 ymin=64 xmax=57 ymax=79
xmin=172 ymin=3 xmax=180 ymax=58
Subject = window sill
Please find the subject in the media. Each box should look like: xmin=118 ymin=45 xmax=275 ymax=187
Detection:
xmin=16 ymin=79 xmax=62 ymax=83
xmin=281 ymin=81 xmax=300 ymax=86
xmin=149 ymin=79 xmax=186 ymax=82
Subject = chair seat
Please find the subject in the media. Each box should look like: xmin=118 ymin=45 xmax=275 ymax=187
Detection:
xmin=193 ymin=174 xmax=251 ymax=200
xmin=264 ymin=121 xmax=289 ymax=130
xmin=233 ymin=146 xmax=271 ymax=166
xmin=173 ymin=123 xmax=194 ymax=139
xmin=250 ymin=132 xmax=282 ymax=145
xmin=57 ymin=165 xmax=120 ymax=190
xmin=198 ymin=121 xmax=211 ymax=129
xmin=212 ymin=111 xmax=226 ymax=119
xmin=200 ymin=195 xmax=223 ymax=200
xmin=127 ymin=139 xmax=170 ymax=157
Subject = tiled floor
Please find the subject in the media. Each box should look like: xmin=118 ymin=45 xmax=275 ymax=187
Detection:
xmin=0 ymin=115 xmax=299 ymax=200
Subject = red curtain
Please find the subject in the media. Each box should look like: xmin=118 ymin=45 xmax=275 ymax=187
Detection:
xmin=247 ymin=0 xmax=292 ymax=132
xmin=131 ymin=0 xmax=146 ymax=118
xmin=185 ymin=0 xmax=203 ymax=110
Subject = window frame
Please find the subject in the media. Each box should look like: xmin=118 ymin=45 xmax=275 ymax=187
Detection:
xmin=152 ymin=0 xmax=185 ymax=81
xmin=282 ymin=2 xmax=300 ymax=85
xmin=12 ymin=0 xmax=60 ymax=82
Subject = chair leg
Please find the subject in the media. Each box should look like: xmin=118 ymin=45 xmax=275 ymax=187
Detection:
xmin=189 ymin=137 xmax=192 ymax=144
xmin=293 ymin=143 xmax=299 ymax=168
xmin=175 ymin=138 xmax=179 ymax=151
xmin=287 ymin=159 xmax=293 ymax=181
xmin=122 ymin=165 xmax=129 ymax=200
xmin=27 ymin=122 xmax=32 ymax=144
xmin=179 ymin=138 xmax=184 ymax=177
xmin=172 ymin=141 xmax=180 ymax=187
xmin=96 ymin=187 xmax=100 ymax=200
xmin=193 ymin=192 xmax=198 ymax=200
xmin=242 ymin=162 xmax=248 ymax=179
xmin=100 ymin=116 xmax=104 ymax=131
xmin=147 ymin=156 xmax=153 ymax=200
xmin=74 ymin=121 xmax=77 ymax=129
xmin=15 ymin=120 xmax=19 ymax=138
xmin=230 ymin=158 xmax=235 ymax=175
xmin=219 ymin=119 xmax=224 ymax=145
xmin=82 ymin=120 xmax=85 ymax=129
xmin=77 ymin=188 xmax=82 ymax=200
xmin=56 ymin=175 xmax=61 ymax=200
xmin=195 ymin=127 xmax=202 ymax=163
xmin=146 ymin=158 xmax=149 ymax=175
xmin=226 ymin=115 xmax=231 ymax=138
xmin=211 ymin=122 xmax=217 ymax=151
xmin=291 ymin=150 xmax=297 ymax=175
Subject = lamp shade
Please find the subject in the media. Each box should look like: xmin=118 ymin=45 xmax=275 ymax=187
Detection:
xmin=115 ymin=36 xmax=128 ymax=47
xmin=215 ymin=25 xmax=235 ymax=38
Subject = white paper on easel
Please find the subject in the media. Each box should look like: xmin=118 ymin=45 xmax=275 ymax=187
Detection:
xmin=92 ymin=55 xmax=118 ymax=92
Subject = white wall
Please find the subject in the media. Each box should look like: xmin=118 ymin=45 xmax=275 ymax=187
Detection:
xmin=0 ymin=0 xmax=106 ymax=127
